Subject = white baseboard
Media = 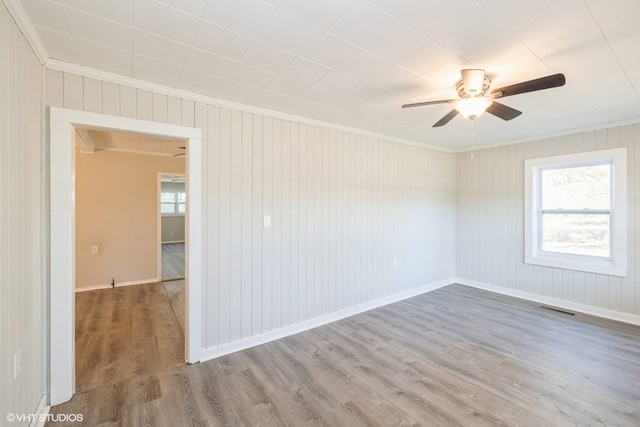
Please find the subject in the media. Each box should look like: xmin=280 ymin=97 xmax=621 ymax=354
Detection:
xmin=29 ymin=393 xmax=50 ymax=427
xmin=200 ymin=278 xmax=452 ymax=361
xmin=75 ymin=277 xmax=160 ymax=293
xmin=455 ymin=278 xmax=640 ymax=326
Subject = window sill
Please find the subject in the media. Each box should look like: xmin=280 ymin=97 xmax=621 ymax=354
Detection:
xmin=525 ymin=252 xmax=626 ymax=277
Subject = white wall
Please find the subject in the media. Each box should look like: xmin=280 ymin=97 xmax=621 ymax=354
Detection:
xmin=456 ymin=125 xmax=640 ymax=318
xmin=0 ymin=3 xmax=46 ymax=422
xmin=46 ymin=68 xmax=456 ymax=354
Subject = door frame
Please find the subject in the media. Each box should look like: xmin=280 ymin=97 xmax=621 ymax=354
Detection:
xmin=49 ymin=107 xmax=203 ymax=405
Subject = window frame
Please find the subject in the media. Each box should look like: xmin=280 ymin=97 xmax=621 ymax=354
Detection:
xmin=160 ymin=189 xmax=186 ymax=216
xmin=524 ymin=148 xmax=627 ymax=277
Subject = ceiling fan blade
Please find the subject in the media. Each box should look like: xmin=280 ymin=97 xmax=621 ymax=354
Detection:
xmin=402 ymin=99 xmax=454 ymax=108
xmin=433 ymin=110 xmax=459 ymax=127
xmin=486 ymin=101 xmax=522 ymax=121
xmin=491 ymin=73 xmax=565 ymax=98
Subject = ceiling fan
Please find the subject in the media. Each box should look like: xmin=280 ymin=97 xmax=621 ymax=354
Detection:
xmin=402 ymin=69 xmax=566 ymax=127
xmin=173 ymin=146 xmax=186 ymax=157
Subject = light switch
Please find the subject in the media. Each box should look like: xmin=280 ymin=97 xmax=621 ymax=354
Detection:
xmin=91 ymin=245 xmax=99 ymax=254
xmin=263 ymin=214 xmax=272 ymax=228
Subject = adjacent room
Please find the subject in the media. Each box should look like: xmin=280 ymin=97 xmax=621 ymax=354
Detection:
xmin=2 ymin=0 xmax=640 ymax=426
xmin=73 ymin=129 xmax=187 ymax=392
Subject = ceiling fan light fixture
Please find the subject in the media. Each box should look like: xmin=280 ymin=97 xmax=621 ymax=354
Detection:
xmin=460 ymin=69 xmax=485 ymax=94
xmin=455 ymin=96 xmax=493 ymax=120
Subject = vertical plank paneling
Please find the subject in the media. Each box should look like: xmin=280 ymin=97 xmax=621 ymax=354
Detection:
xmin=514 ymin=143 xmax=525 ymax=290
xmin=306 ymin=125 xmax=317 ymax=318
xmin=167 ymin=96 xmax=181 ymax=125
xmin=101 ymin=81 xmax=119 ymax=115
xmin=346 ymin=134 xmax=356 ymax=305
xmin=477 ymin=149 xmax=486 ymax=283
xmin=136 ymin=89 xmax=152 ymax=121
xmin=229 ymin=109 xmax=242 ymax=341
xmin=606 ymin=128 xmax=622 ymax=311
xmin=251 ymin=114 xmax=263 ymax=336
xmin=335 ymin=132 xmax=345 ymax=307
xmin=271 ymin=119 xmax=283 ymax=329
xmin=205 ymin=105 xmax=220 ymax=347
xmin=119 ymin=85 xmax=136 ymax=118
xmin=63 ymin=73 xmax=83 ymax=109
xmin=296 ymin=124 xmax=307 ymax=322
xmin=262 ymin=117 xmax=273 ymax=330
xmin=152 ymin=93 xmax=168 ymax=123
xmin=1 ymin=6 xmax=44 ymax=421
xmin=370 ymin=140 xmax=380 ymax=298
xmin=44 ymin=57 xmax=462 ymax=372
xmin=46 ymin=69 xmax=64 ymax=107
xmin=280 ymin=120 xmax=291 ymax=326
xmin=320 ymin=128 xmax=330 ymax=314
xmin=2 ymin=13 xmax=12 ymax=412
xmin=507 ymin=144 xmax=518 ymax=289
xmin=240 ymin=112 xmax=253 ymax=338
xmin=181 ymin=99 xmax=195 ymax=127
xmin=83 ymin=78 xmax=102 ymax=113
xmin=457 ymin=124 xmax=639 ymax=319
xmin=313 ymin=127 xmax=323 ymax=315
xmin=217 ymin=108 xmax=232 ymax=345
xmin=289 ymin=123 xmax=300 ymax=321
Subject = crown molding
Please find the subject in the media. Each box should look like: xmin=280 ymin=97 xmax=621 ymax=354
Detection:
xmin=46 ymin=59 xmax=454 ymax=154
xmin=455 ymin=117 xmax=640 ymax=154
xmin=3 ymin=0 xmax=49 ymax=65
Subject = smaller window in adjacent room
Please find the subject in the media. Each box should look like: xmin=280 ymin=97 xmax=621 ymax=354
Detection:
xmin=161 ymin=190 xmax=186 ymax=215
xmin=524 ymin=148 xmax=627 ymax=276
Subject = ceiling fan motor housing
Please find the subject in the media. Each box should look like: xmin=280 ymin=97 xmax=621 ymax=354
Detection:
xmin=457 ymin=69 xmax=492 ymax=98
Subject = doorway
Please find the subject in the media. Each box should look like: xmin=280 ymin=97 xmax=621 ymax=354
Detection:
xmin=49 ymin=107 xmax=203 ymax=405
xmin=73 ymin=135 xmax=188 ymax=393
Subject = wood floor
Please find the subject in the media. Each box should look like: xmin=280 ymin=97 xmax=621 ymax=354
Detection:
xmin=50 ymin=284 xmax=640 ymax=426
xmin=162 ymin=242 xmax=185 ymax=281
xmin=74 ymin=282 xmax=185 ymax=393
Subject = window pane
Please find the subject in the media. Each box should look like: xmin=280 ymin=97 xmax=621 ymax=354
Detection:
xmin=541 ymin=164 xmax=610 ymax=209
xmin=178 ymin=203 xmax=185 ymax=213
xmin=541 ymin=213 xmax=610 ymax=257
xmin=161 ymin=192 xmax=176 ymax=203
xmin=161 ymin=203 xmax=176 ymax=213
xmin=177 ymin=192 xmax=186 ymax=203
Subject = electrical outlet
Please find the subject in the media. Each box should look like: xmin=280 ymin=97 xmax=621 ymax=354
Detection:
xmin=263 ymin=214 xmax=272 ymax=228
xmin=14 ymin=350 xmax=22 ymax=379
xmin=91 ymin=245 xmax=99 ymax=254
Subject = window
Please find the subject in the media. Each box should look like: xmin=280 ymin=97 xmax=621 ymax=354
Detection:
xmin=524 ymin=148 xmax=627 ymax=276
xmin=161 ymin=190 xmax=186 ymax=215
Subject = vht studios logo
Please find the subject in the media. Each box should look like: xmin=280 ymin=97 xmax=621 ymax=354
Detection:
xmin=6 ymin=412 xmax=84 ymax=423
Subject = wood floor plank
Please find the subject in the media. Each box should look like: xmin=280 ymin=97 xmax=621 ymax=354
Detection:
xmin=162 ymin=279 xmax=185 ymax=340
xmin=51 ymin=284 xmax=640 ymax=427
xmin=74 ymin=282 xmax=185 ymax=393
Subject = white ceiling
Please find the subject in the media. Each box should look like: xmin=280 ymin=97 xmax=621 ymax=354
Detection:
xmin=77 ymin=129 xmax=187 ymax=156
xmin=22 ymin=0 xmax=640 ymax=150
